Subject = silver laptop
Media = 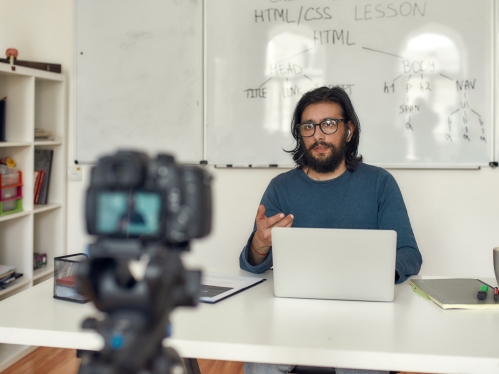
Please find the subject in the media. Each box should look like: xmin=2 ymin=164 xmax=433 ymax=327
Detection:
xmin=272 ymin=227 xmax=397 ymax=302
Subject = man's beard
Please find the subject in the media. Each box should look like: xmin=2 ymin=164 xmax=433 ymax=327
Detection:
xmin=301 ymin=137 xmax=347 ymax=174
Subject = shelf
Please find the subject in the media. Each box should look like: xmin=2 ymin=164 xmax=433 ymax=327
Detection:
xmin=34 ymin=140 xmax=63 ymax=147
xmin=0 ymin=142 xmax=31 ymax=148
xmin=0 ymin=62 xmax=63 ymax=82
xmin=33 ymin=264 xmax=54 ymax=281
xmin=33 ymin=204 xmax=61 ymax=214
xmin=0 ymin=211 xmax=30 ymax=223
xmin=0 ymin=140 xmax=63 ymax=147
xmin=0 ymin=277 xmax=30 ymax=298
xmin=0 ymin=344 xmax=36 ymax=372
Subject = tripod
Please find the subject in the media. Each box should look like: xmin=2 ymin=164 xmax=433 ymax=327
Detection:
xmin=77 ymin=239 xmax=201 ymax=374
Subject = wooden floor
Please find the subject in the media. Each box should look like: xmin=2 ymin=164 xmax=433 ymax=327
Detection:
xmin=2 ymin=348 xmax=81 ymax=374
xmin=1 ymin=347 xmax=428 ymax=374
xmin=1 ymin=348 xmax=244 ymax=374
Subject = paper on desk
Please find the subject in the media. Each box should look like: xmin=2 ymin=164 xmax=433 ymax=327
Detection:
xmin=200 ymin=273 xmax=266 ymax=303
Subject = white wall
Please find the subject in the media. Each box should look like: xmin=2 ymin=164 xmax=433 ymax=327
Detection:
xmin=1 ymin=0 xmax=498 ymax=279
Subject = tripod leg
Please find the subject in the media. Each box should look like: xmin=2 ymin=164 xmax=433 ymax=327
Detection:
xmin=183 ymin=358 xmax=201 ymax=374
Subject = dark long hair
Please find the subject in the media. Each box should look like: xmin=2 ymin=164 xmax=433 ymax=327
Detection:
xmin=286 ymin=86 xmax=362 ymax=171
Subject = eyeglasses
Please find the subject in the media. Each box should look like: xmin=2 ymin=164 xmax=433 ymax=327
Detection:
xmin=297 ymin=118 xmax=345 ymax=137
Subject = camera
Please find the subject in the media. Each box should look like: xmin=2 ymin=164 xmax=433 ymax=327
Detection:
xmin=85 ymin=150 xmax=212 ymax=244
xmin=77 ymin=151 xmax=212 ymax=374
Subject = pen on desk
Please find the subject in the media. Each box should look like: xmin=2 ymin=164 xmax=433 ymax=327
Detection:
xmin=477 ymin=285 xmax=488 ymax=300
xmin=494 ymin=287 xmax=499 ymax=301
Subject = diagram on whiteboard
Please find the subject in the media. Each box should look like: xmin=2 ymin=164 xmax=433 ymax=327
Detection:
xmin=372 ymin=46 xmax=485 ymax=144
xmin=207 ymin=0 xmax=492 ymax=165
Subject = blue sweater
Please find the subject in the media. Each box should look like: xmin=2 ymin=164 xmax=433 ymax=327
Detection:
xmin=239 ymin=163 xmax=422 ymax=284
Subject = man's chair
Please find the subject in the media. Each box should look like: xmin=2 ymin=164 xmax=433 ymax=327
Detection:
xmin=292 ymin=367 xmax=400 ymax=374
xmin=292 ymin=366 xmax=336 ymax=373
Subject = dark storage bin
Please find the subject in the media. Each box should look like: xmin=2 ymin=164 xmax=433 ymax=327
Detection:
xmin=53 ymin=253 xmax=89 ymax=303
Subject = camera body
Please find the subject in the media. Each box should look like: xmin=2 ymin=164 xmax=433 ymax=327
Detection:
xmin=85 ymin=150 xmax=212 ymax=245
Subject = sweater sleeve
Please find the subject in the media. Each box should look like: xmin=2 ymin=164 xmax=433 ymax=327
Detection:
xmin=239 ymin=182 xmax=281 ymax=274
xmin=239 ymin=231 xmax=274 ymax=273
xmin=377 ymin=173 xmax=423 ymax=284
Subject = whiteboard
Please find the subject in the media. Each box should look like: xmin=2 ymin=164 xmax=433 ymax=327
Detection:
xmin=75 ymin=0 xmax=203 ymax=164
xmin=206 ymin=0 xmax=494 ymax=167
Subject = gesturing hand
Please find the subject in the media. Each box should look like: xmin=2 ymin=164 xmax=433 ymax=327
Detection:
xmin=252 ymin=204 xmax=294 ymax=250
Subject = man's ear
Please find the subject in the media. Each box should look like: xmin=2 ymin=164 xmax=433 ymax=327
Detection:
xmin=346 ymin=121 xmax=354 ymax=141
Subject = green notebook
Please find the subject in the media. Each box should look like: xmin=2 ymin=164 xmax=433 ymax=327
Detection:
xmin=410 ymin=278 xmax=499 ymax=310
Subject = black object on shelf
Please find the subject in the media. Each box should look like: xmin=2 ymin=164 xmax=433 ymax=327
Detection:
xmin=34 ymin=252 xmax=47 ymax=270
xmin=0 ymin=272 xmax=23 ymax=289
xmin=0 ymin=99 xmax=5 ymax=141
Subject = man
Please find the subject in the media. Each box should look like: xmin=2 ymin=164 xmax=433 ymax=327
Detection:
xmin=119 ymin=194 xmax=146 ymax=234
xmin=239 ymin=86 xmax=422 ymax=374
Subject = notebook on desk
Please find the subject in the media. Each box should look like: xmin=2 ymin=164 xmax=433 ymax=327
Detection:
xmin=410 ymin=278 xmax=499 ymax=309
xmin=271 ymin=227 xmax=397 ymax=302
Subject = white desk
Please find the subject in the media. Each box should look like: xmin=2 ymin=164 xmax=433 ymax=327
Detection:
xmin=0 ymin=270 xmax=498 ymax=373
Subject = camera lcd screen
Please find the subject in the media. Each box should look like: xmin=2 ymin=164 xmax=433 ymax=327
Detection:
xmin=95 ymin=191 xmax=162 ymax=237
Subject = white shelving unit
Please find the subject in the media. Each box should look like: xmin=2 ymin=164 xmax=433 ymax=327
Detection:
xmin=0 ymin=62 xmax=66 ymax=367
xmin=0 ymin=63 xmax=66 ymax=300
xmin=0 ymin=62 xmax=67 ymax=294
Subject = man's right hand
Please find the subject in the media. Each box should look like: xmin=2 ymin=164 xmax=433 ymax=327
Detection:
xmin=250 ymin=204 xmax=294 ymax=264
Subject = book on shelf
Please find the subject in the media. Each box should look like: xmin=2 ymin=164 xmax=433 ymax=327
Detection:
xmin=0 ymin=264 xmax=15 ymax=280
xmin=34 ymin=149 xmax=53 ymax=205
xmin=33 ymin=171 xmax=39 ymax=203
xmin=33 ymin=170 xmax=44 ymax=204
xmin=0 ymin=270 xmax=14 ymax=281
xmin=34 ymin=127 xmax=55 ymax=141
